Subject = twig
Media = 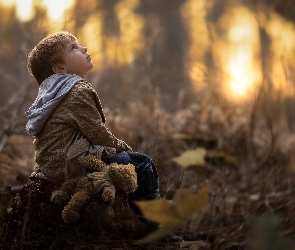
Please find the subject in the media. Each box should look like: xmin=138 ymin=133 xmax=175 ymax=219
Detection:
xmin=0 ymin=185 xmax=23 ymax=195
xmin=247 ymin=84 xmax=263 ymax=166
xmin=20 ymin=189 xmax=31 ymax=250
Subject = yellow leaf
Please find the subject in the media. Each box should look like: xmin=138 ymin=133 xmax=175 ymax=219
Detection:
xmin=134 ymin=187 xmax=209 ymax=244
xmin=174 ymin=186 xmax=209 ymax=219
xmin=134 ymin=199 xmax=185 ymax=244
xmin=134 ymin=222 xmax=183 ymax=244
xmin=172 ymin=148 xmax=207 ymax=169
xmin=134 ymin=199 xmax=184 ymax=225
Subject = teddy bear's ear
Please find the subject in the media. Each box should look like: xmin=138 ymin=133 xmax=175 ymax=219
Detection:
xmin=109 ymin=163 xmax=138 ymax=193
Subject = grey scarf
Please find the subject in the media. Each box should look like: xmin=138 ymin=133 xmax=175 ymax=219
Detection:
xmin=25 ymin=73 xmax=83 ymax=136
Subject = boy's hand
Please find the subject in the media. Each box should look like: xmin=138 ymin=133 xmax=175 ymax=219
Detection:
xmin=117 ymin=140 xmax=132 ymax=152
xmin=126 ymin=144 xmax=133 ymax=152
xmin=122 ymin=141 xmax=132 ymax=151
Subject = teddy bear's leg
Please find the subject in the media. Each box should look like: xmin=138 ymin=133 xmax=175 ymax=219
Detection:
xmin=61 ymin=176 xmax=93 ymax=224
xmin=88 ymin=171 xmax=116 ymax=203
xmin=102 ymin=185 xmax=116 ymax=204
xmin=50 ymin=178 xmax=79 ymax=205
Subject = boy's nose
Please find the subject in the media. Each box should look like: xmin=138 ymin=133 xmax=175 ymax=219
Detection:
xmin=82 ymin=47 xmax=87 ymax=53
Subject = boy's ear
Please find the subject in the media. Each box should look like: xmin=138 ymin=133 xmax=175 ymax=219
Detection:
xmin=52 ymin=65 xmax=67 ymax=73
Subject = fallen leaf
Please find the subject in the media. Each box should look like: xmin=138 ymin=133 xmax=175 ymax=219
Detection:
xmin=174 ymin=186 xmax=209 ymax=219
xmin=134 ymin=222 xmax=183 ymax=244
xmin=172 ymin=148 xmax=207 ymax=169
xmin=134 ymin=199 xmax=183 ymax=225
xmin=134 ymin=186 xmax=209 ymax=244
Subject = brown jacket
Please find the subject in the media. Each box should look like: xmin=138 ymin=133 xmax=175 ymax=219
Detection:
xmin=31 ymin=80 xmax=131 ymax=185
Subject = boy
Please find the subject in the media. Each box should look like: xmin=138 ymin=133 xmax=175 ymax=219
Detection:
xmin=26 ymin=31 xmax=160 ymax=200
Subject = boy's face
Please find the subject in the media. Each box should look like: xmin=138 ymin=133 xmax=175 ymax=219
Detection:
xmin=56 ymin=40 xmax=93 ymax=78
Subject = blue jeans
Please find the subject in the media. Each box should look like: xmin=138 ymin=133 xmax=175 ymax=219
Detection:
xmin=103 ymin=151 xmax=160 ymax=200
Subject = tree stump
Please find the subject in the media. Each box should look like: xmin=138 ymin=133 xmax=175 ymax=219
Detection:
xmin=0 ymin=180 xmax=157 ymax=249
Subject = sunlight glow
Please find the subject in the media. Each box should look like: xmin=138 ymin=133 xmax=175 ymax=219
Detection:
xmin=115 ymin=0 xmax=144 ymax=64
xmin=227 ymin=48 xmax=254 ymax=97
xmin=16 ymin=0 xmax=33 ymax=21
xmin=225 ymin=8 xmax=259 ymax=99
xmin=0 ymin=0 xmax=34 ymax=22
xmin=1 ymin=0 xmax=295 ymax=100
xmin=80 ymin=16 xmax=102 ymax=66
xmin=267 ymin=16 xmax=295 ymax=93
xmin=181 ymin=0 xmax=208 ymax=86
xmin=268 ymin=17 xmax=295 ymax=52
xmin=0 ymin=0 xmax=15 ymax=6
xmin=229 ymin=21 xmax=253 ymax=43
xmin=43 ymin=0 xmax=74 ymax=21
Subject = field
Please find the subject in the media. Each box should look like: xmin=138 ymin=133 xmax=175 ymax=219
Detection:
xmin=1 ymin=89 xmax=295 ymax=249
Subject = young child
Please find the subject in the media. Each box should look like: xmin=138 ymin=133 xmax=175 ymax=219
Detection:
xmin=25 ymin=31 xmax=160 ymax=200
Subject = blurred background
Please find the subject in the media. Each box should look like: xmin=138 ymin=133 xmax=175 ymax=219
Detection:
xmin=3 ymin=1 xmax=295 ymax=248
xmin=1 ymin=0 xmax=295 ymax=195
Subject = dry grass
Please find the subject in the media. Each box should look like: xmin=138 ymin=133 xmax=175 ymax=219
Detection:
xmin=1 ymin=87 xmax=295 ymax=249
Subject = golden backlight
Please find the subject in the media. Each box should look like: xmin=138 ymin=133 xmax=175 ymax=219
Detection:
xmin=1 ymin=0 xmax=295 ymax=100
xmin=0 ymin=0 xmax=34 ymax=22
xmin=0 ymin=0 xmax=14 ymax=6
xmin=16 ymin=0 xmax=33 ymax=21
xmin=267 ymin=16 xmax=295 ymax=94
xmin=80 ymin=0 xmax=143 ymax=68
xmin=43 ymin=0 xmax=74 ymax=21
xmin=227 ymin=50 xmax=255 ymax=97
xmin=221 ymin=7 xmax=295 ymax=100
xmin=0 ymin=0 xmax=74 ymax=22
xmin=219 ymin=7 xmax=260 ymax=100
xmin=226 ymin=9 xmax=260 ymax=99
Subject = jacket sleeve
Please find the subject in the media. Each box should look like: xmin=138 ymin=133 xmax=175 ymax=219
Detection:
xmin=68 ymin=82 xmax=132 ymax=152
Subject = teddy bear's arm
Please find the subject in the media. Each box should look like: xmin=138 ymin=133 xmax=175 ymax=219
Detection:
xmin=51 ymin=177 xmax=80 ymax=205
xmin=109 ymin=163 xmax=138 ymax=193
xmin=83 ymin=155 xmax=107 ymax=172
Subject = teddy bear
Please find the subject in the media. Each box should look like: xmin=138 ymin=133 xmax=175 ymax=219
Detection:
xmin=50 ymin=155 xmax=138 ymax=224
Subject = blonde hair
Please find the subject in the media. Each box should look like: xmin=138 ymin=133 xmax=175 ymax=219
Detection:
xmin=27 ymin=31 xmax=77 ymax=85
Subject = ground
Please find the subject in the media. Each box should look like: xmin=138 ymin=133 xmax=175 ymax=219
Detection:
xmin=1 ymin=149 xmax=295 ymax=250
